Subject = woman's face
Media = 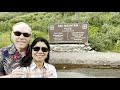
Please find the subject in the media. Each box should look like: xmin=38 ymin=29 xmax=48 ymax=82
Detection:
xmin=32 ymin=41 xmax=48 ymax=62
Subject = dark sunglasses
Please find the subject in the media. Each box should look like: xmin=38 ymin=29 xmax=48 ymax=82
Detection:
xmin=32 ymin=47 xmax=48 ymax=52
xmin=13 ymin=31 xmax=31 ymax=37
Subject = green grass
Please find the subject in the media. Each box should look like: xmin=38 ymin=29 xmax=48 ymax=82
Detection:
xmin=0 ymin=31 xmax=11 ymax=48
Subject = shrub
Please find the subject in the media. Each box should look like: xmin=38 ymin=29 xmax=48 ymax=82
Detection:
xmin=0 ymin=31 xmax=11 ymax=48
xmin=89 ymin=33 xmax=113 ymax=52
xmin=88 ymin=13 xmax=104 ymax=27
xmin=0 ymin=21 xmax=11 ymax=32
xmin=32 ymin=30 xmax=48 ymax=43
xmin=113 ymin=40 xmax=120 ymax=53
xmin=109 ymin=12 xmax=120 ymax=27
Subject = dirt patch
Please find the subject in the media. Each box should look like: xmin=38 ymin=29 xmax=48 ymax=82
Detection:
xmin=53 ymin=64 xmax=120 ymax=70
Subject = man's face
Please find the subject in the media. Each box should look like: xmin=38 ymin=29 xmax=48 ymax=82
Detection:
xmin=11 ymin=24 xmax=32 ymax=50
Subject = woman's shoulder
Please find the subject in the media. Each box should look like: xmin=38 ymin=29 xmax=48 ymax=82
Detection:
xmin=44 ymin=62 xmax=56 ymax=70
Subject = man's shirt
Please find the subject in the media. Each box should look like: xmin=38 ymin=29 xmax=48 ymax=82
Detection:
xmin=0 ymin=44 xmax=23 ymax=75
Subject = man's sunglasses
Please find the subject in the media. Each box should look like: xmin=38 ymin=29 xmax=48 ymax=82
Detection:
xmin=32 ymin=47 xmax=48 ymax=52
xmin=13 ymin=31 xmax=31 ymax=37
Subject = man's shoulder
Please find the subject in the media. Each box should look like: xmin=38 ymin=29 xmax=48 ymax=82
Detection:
xmin=0 ymin=44 xmax=14 ymax=61
xmin=0 ymin=44 xmax=14 ymax=52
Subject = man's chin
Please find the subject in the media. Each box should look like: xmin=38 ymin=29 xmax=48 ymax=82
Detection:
xmin=17 ymin=45 xmax=27 ymax=49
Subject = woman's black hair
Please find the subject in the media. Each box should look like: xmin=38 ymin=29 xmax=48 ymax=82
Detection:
xmin=19 ymin=44 xmax=32 ymax=67
xmin=20 ymin=37 xmax=50 ymax=67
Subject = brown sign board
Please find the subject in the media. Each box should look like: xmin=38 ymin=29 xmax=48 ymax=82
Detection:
xmin=48 ymin=23 xmax=88 ymax=44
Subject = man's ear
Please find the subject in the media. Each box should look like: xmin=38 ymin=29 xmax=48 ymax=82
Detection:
xmin=10 ymin=32 xmax=13 ymax=42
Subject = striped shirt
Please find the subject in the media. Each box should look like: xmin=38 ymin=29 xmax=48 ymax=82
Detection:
xmin=20 ymin=61 xmax=57 ymax=78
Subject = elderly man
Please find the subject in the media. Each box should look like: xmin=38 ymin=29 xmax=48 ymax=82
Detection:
xmin=0 ymin=22 xmax=32 ymax=78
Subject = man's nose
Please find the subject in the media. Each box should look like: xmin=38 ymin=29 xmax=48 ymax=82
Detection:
xmin=19 ymin=34 xmax=25 ymax=38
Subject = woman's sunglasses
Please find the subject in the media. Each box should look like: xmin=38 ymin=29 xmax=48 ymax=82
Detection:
xmin=13 ymin=31 xmax=31 ymax=37
xmin=32 ymin=47 xmax=48 ymax=52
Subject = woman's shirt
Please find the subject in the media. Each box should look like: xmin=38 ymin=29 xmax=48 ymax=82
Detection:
xmin=20 ymin=61 xmax=57 ymax=78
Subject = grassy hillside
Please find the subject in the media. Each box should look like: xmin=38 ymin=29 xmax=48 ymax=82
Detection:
xmin=0 ymin=12 xmax=120 ymax=52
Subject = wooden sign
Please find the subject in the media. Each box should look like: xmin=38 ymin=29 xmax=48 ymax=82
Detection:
xmin=48 ymin=23 xmax=88 ymax=43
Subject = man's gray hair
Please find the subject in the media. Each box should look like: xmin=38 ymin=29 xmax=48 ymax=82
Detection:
xmin=12 ymin=22 xmax=32 ymax=34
